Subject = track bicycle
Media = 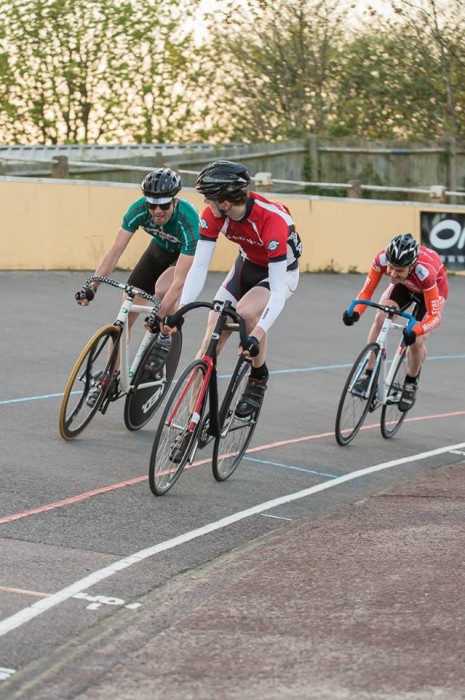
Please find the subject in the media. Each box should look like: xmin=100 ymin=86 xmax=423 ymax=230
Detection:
xmin=335 ymin=298 xmax=420 ymax=446
xmin=59 ymin=275 xmax=182 ymax=440
xmin=148 ymin=300 xmax=262 ymax=496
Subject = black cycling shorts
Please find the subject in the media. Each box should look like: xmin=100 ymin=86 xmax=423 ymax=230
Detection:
xmin=127 ymin=239 xmax=178 ymax=295
xmin=386 ymin=284 xmax=426 ymax=321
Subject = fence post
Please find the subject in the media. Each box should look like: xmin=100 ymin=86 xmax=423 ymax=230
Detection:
xmin=430 ymin=185 xmax=446 ymax=204
xmin=447 ymin=136 xmax=458 ymax=205
xmin=51 ymin=156 xmax=69 ymax=179
xmin=253 ymin=171 xmax=273 ymax=192
xmin=308 ymin=134 xmax=319 ymax=181
xmin=349 ymin=179 xmax=362 ymax=198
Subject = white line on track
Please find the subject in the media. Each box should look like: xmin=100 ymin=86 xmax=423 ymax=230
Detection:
xmin=1 ymin=441 xmax=464 ymax=638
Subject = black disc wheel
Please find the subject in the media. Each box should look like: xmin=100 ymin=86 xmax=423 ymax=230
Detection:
xmin=148 ymin=360 xmax=208 ymax=496
xmin=335 ymin=342 xmax=380 ymax=446
xmin=124 ymin=331 xmax=182 ymax=431
xmin=59 ymin=325 xmax=120 ymax=440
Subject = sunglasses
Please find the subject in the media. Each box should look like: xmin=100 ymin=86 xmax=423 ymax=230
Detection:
xmin=146 ymin=200 xmax=173 ymax=211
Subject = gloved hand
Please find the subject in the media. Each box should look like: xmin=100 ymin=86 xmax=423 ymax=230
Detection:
xmin=144 ymin=313 xmax=161 ymax=334
xmin=164 ymin=314 xmax=184 ymax=331
xmin=342 ymin=310 xmax=360 ymax=326
xmin=75 ymin=284 xmax=97 ymax=303
xmin=245 ymin=335 xmax=260 ymax=357
xmin=403 ymin=328 xmax=417 ymax=346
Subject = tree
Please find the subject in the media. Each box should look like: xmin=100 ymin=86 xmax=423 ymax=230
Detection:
xmin=0 ymin=0 xmax=207 ymax=144
xmin=117 ymin=2 xmax=210 ymax=143
xmin=335 ymin=0 xmax=465 ymax=139
xmin=198 ymin=0 xmax=350 ymax=142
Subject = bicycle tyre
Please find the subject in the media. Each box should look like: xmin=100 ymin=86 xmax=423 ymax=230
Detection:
xmin=335 ymin=342 xmax=381 ymax=446
xmin=380 ymin=349 xmax=407 ymax=439
xmin=59 ymin=324 xmax=120 ymax=440
xmin=124 ymin=331 xmax=182 ymax=431
xmin=212 ymin=362 xmax=260 ymax=482
xmin=148 ymin=359 xmax=208 ymax=496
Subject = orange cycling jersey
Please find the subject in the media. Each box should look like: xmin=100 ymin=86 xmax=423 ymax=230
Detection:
xmin=354 ymin=246 xmax=448 ymax=336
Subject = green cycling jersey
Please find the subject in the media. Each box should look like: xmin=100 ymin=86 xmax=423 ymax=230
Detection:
xmin=122 ymin=197 xmax=200 ymax=255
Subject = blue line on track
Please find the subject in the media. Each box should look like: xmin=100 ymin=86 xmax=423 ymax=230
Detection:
xmin=1 ymin=354 xmax=464 ymax=407
xmin=243 ymin=456 xmax=338 ymax=478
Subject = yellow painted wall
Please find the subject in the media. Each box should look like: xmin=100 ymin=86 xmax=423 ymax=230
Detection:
xmin=1 ymin=177 xmax=463 ymax=272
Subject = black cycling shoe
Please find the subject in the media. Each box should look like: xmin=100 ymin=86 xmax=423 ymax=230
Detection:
xmin=352 ymin=374 xmax=371 ymax=397
xmin=235 ymin=377 xmax=268 ymax=418
xmin=168 ymin=432 xmax=191 ymax=464
xmin=86 ymin=371 xmax=104 ymax=408
xmin=86 ymin=371 xmax=119 ymax=407
xmin=147 ymin=338 xmax=172 ymax=372
xmin=398 ymin=381 xmax=417 ymax=412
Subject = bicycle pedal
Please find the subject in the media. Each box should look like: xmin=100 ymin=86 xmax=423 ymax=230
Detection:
xmin=351 ymin=390 xmax=368 ymax=399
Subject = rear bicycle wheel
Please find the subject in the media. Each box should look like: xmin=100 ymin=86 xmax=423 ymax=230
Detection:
xmin=148 ymin=360 xmax=208 ymax=496
xmin=124 ymin=331 xmax=182 ymax=431
xmin=380 ymin=349 xmax=407 ymax=439
xmin=59 ymin=324 xmax=120 ymax=440
xmin=335 ymin=342 xmax=380 ymax=446
xmin=212 ymin=362 xmax=260 ymax=482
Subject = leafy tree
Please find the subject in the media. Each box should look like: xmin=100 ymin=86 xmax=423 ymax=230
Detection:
xmin=0 ymin=0 xmax=206 ymax=144
xmin=335 ymin=0 xmax=465 ymax=139
xmin=117 ymin=2 xmax=210 ymax=143
xmin=198 ymin=0 xmax=350 ymax=142
xmin=1 ymin=0 xmax=134 ymax=143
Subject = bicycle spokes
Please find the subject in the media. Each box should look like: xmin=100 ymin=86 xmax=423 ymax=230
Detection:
xmin=212 ymin=363 xmax=259 ymax=482
xmin=380 ymin=350 xmax=407 ymax=439
xmin=59 ymin=325 xmax=120 ymax=440
xmin=149 ymin=360 xmax=208 ymax=496
xmin=335 ymin=343 xmax=381 ymax=446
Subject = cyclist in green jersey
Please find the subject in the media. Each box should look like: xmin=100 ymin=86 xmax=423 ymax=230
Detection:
xmin=76 ymin=167 xmax=200 ymax=331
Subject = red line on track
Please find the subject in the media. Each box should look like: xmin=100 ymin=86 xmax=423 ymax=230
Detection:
xmin=1 ymin=410 xmax=464 ymax=525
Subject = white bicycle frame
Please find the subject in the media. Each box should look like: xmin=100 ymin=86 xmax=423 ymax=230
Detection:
xmin=371 ymin=316 xmax=407 ymax=406
xmin=347 ymin=299 xmax=416 ymax=407
xmin=82 ymin=275 xmax=161 ymax=395
xmin=115 ymin=296 xmax=158 ymax=394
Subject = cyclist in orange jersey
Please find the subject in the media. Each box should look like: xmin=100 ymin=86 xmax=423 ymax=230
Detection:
xmin=342 ymin=233 xmax=448 ymax=412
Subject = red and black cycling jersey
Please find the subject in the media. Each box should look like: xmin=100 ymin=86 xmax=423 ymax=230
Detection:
xmin=199 ymin=191 xmax=302 ymax=268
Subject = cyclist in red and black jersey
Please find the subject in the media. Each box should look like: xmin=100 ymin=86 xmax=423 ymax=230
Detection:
xmin=343 ymin=233 xmax=448 ymax=411
xmin=169 ymin=160 xmax=302 ymax=417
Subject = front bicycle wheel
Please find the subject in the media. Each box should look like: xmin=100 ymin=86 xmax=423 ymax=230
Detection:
xmin=380 ymin=349 xmax=407 ymax=439
xmin=59 ymin=325 xmax=120 ymax=440
xmin=335 ymin=342 xmax=380 ymax=446
xmin=124 ymin=331 xmax=182 ymax=431
xmin=148 ymin=360 xmax=208 ymax=496
xmin=212 ymin=363 xmax=260 ymax=482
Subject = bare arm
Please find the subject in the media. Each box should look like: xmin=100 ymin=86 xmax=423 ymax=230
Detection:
xmin=77 ymin=228 xmax=133 ymax=306
xmin=94 ymin=227 xmax=133 ymax=280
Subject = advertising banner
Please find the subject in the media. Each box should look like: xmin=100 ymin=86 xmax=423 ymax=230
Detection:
xmin=420 ymin=211 xmax=465 ymax=270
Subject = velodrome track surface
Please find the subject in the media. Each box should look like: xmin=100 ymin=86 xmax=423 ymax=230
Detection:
xmin=1 ymin=271 xmax=464 ymax=699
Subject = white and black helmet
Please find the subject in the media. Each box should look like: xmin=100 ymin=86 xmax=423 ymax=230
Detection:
xmin=141 ymin=168 xmax=181 ymax=201
xmin=385 ymin=233 xmax=419 ymax=267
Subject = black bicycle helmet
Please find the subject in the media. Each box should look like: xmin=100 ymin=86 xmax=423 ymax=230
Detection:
xmin=195 ymin=160 xmax=251 ymax=203
xmin=141 ymin=168 xmax=181 ymax=200
xmin=385 ymin=233 xmax=419 ymax=267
